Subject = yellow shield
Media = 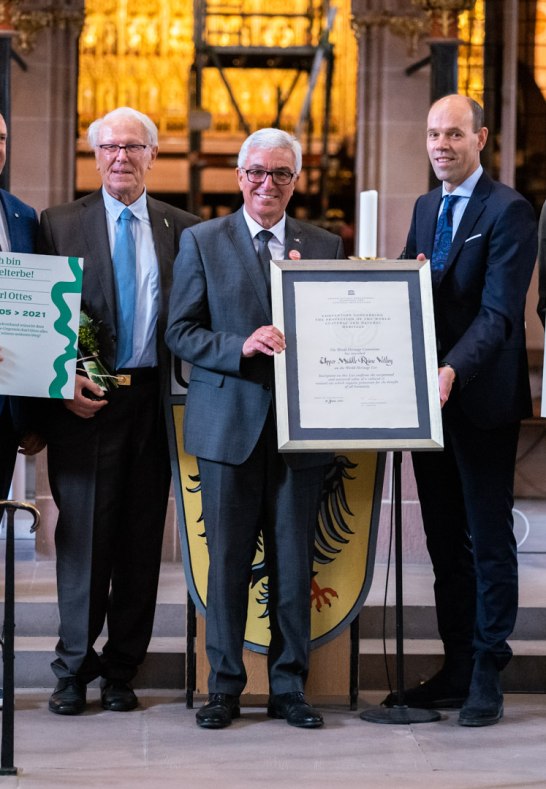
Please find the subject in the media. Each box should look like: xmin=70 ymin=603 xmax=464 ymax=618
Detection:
xmin=167 ymin=402 xmax=384 ymax=653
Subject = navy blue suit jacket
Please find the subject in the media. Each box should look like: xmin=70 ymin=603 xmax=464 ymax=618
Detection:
xmin=0 ymin=188 xmax=38 ymax=421
xmin=166 ymin=207 xmax=345 ymax=466
xmin=0 ymin=188 xmax=38 ymax=254
xmin=0 ymin=189 xmax=38 ymax=499
xmin=405 ymin=172 xmax=537 ymax=429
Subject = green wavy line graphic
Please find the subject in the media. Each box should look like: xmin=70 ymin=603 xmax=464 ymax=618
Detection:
xmin=49 ymin=256 xmax=83 ymax=398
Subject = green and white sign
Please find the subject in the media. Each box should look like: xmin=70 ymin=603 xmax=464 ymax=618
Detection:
xmin=0 ymin=252 xmax=83 ymax=399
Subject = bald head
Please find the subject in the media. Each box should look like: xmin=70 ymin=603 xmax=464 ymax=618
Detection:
xmin=426 ymin=94 xmax=488 ymax=191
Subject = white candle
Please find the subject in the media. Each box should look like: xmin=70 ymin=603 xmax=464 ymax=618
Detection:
xmin=358 ymin=190 xmax=378 ymax=258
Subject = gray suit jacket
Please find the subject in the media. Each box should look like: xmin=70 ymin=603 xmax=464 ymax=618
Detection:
xmin=166 ymin=207 xmax=345 ymax=466
xmin=38 ymin=189 xmax=199 ymax=386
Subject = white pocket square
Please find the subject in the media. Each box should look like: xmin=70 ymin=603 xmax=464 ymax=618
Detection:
xmin=465 ymin=234 xmax=482 ymax=243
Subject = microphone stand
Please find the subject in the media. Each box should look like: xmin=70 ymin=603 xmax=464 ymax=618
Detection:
xmin=360 ymin=451 xmax=441 ymax=724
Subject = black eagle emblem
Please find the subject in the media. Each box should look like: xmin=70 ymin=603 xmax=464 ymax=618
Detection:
xmin=187 ymin=456 xmax=358 ymax=621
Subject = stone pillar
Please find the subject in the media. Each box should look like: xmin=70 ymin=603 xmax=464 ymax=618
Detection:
xmin=351 ymin=0 xmax=431 ymax=259
xmin=9 ymin=0 xmax=84 ymax=212
xmin=351 ymin=1 xmax=432 ymax=561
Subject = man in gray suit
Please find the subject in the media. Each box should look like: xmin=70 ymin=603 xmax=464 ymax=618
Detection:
xmin=166 ymin=128 xmax=345 ymax=729
xmin=38 ymin=107 xmax=199 ymax=716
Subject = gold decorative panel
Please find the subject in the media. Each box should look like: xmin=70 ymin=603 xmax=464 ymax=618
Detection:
xmin=535 ymin=1 xmax=546 ymax=97
xmin=78 ymin=0 xmax=357 ymax=142
xmin=458 ymin=0 xmax=484 ymax=104
xmin=79 ymin=0 xmax=193 ymax=135
xmin=202 ymin=0 xmax=321 ymax=47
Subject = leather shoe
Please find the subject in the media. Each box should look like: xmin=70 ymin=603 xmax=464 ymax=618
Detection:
xmin=267 ymin=692 xmax=323 ymax=728
xmin=101 ymin=680 xmax=138 ymax=712
xmin=196 ymin=693 xmax=240 ymax=729
xmin=458 ymin=654 xmax=503 ymax=727
xmin=382 ymin=664 xmax=472 ymax=710
xmin=48 ymin=678 xmax=87 ymax=715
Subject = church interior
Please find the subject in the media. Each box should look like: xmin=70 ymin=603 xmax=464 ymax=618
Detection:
xmin=3 ymin=1 xmax=546 ymax=785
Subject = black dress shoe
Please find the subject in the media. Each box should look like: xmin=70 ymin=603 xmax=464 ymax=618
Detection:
xmin=267 ymin=692 xmax=323 ymax=728
xmin=101 ymin=680 xmax=138 ymax=712
xmin=458 ymin=654 xmax=503 ymax=727
xmin=196 ymin=693 xmax=240 ymax=729
xmin=48 ymin=678 xmax=87 ymax=715
xmin=382 ymin=665 xmax=472 ymax=710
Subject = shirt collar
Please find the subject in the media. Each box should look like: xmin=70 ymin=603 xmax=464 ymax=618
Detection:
xmin=442 ymin=165 xmax=483 ymax=199
xmin=243 ymin=207 xmax=286 ymax=245
xmin=102 ymin=186 xmax=149 ymax=222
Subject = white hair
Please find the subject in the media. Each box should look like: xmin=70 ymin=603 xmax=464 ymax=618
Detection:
xmin=87 ymin=107 xmax=158 ymax=148
xmin=237 ymin=128 xmax=302 ymax=173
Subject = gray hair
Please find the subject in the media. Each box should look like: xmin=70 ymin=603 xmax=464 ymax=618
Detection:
xmin=87 ymin=107 xmax=158 ymax=148
xmin=238 ymin=128 xmax=302 ymax=173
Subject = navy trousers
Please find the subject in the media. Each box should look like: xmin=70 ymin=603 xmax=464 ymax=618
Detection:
xmin=412 ymin=398 xmax=520 ymax=670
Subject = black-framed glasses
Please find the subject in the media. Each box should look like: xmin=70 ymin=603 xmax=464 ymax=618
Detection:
xmin=240 ymin=168 xmax=296 ymax=186
xmin=98 ymin=144 xmax=149 ymax=155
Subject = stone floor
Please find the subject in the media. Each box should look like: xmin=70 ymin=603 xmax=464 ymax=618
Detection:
xmin=1 ymin=690 xmax=545 ymax=788
xmin=1 ymin=497 xmax=546 ymax=786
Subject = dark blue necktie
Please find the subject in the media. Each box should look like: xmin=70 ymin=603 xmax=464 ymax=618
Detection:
xmin=431 ymin=194 xmax=459 ymax=279
xmin=112 ymin=207 xmax=136 ymax=369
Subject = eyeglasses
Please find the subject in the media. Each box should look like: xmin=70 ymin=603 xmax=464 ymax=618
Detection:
xmin=240 ymin=168 xmax=296 ymax=186
xmin=98 ymin=144 xmax=149 ymax=155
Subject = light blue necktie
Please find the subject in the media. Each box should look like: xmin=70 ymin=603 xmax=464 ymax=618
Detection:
xmin=431 ymin=194 xmax=459 ymax=281
xmin=112 ymin=207 xmax=136 ymax=369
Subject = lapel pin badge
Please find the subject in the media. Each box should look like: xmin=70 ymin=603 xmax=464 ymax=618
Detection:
xmin=14 ymin=212 xmax=19 ymax=218
xmin=288 ymin=249 xmax=301 ymax=260
xmin=164 ymin=217 xmax=169 ymax=228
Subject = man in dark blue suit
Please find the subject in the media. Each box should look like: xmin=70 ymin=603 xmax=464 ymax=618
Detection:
xmin=0 ymin=110 xmax=41 ymax=505
xmin=0 ymin=112 xmax=42 ymax=712
xmin=166 ymin=128 xmax=345 ymax=729
xmin=383 ymin=95 xmax=537 ymax=726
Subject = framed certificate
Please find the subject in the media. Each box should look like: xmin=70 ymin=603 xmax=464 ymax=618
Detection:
xmin=271 ymin=259 xmax=443 ymax=451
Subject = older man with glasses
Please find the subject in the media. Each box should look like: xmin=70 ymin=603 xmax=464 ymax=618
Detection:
xmin=37 ymin=106 xmax=199 ymax=716
xmin=166 ymin=127 xmax=345 ymax=729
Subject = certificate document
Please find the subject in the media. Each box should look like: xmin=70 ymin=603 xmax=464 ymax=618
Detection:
xmin=0 ymin=252 xmax=83 ymax=398
xmin=294 ymin=280 xmax=419 ymax=429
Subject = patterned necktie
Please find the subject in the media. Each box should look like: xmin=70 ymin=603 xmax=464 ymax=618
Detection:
xmin=431 ymin=194 xmax=459 ymax=279
xmin=256 ymin=229 xmax=273 ymax=286
xmin=112 ymin=207 xmax=136 ymax=369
